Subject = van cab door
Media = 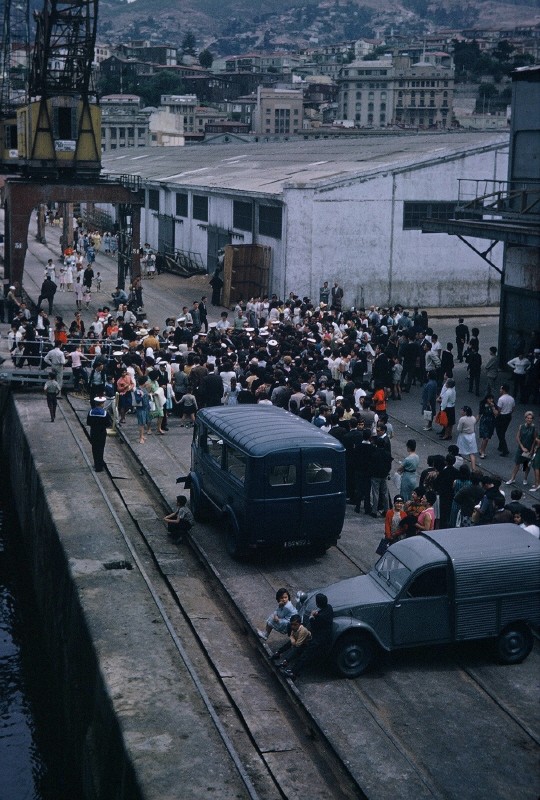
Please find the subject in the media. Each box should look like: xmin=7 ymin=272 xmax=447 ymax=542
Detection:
xmin=263 ymin=453 xmax=302 ymax=544
xmin=392 ymin=565 xmax=452 ymax=646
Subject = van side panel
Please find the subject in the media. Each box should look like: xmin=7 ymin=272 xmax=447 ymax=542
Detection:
xmin=453 ymin=555 xmax=540 ymax=639
xmin=454 ymin=555 xmax=540 ymax=599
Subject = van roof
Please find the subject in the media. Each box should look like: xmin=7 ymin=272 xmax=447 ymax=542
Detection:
xmin=425 ymin=524 xmax=540 ymax=563
xmin=197 ymin=405 xmax=345 ymax=457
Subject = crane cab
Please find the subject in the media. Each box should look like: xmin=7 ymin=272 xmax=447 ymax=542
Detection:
xmin=16 ymin=96 xmax=101 ymax=177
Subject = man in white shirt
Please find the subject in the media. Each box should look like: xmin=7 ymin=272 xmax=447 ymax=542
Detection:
xmin=44 ymin=345 xmax=66 ymax=387
xmin=507 ymin=353 xmax=531 ymax=403
xmin=495 ymin=384 xmax=516 ymax=457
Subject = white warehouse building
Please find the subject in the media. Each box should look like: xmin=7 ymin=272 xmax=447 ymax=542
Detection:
xmin=102 ymin=132 xmax=508 ymax=308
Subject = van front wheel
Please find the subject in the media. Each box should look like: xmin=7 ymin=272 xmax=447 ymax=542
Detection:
xmin=333 ymin=632 xmax=376 ymax=678
xmin=496 ymin=623 xmax=533 ymax=665
xmin=225 ymin=518 xmax=246 ymax=561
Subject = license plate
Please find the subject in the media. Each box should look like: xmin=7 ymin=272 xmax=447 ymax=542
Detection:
xmin=284 ymin=539 xmax=308 ymax=548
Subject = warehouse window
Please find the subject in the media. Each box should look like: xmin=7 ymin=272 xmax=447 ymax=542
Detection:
xmin=175 ymin=193 xmax=188 ymax=217
xmin=233 ymin=200 xmax=253 ymax=231
xmin=258 ymin=205 xmax=282 ymax=239
xmin=148 ymin=189 xmax=159 ymax=211
xmin=403 ymin=201 xmax=457 ymax=230
xmin=193 ymin=195 xmax=208 ymax=222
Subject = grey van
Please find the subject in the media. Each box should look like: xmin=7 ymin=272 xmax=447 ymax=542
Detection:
xmin=188 ymin=405 xmax=346 ymax=559
xmin=297 ymin=525 xmax=540 ymax=677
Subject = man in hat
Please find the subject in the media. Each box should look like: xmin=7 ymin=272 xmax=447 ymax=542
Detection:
xmin=86 ymin=396 xmax=112 ymax=472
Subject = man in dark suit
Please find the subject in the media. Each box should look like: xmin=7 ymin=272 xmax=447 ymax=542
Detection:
xmin=455 ymin=318 xmax=470 ymax=363
xmin=199 ymin=363 xmax=224 ymax=407
xmin=199 ymin=295 xmax=209 ymax=332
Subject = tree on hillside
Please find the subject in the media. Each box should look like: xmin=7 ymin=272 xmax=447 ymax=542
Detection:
xmin=452 ymin=40 xmax=482 ymax=79
xmin=199 ymin=49 xmax=214 ymax=69
xmin=136 ymin=71 xmax=185 ymax=107
xmin=182 ymin=31 xmax=197 ymax=57
xmin=493 ymin=40 xmax=514 ymax=63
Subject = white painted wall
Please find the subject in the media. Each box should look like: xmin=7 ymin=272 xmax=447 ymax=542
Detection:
xmin=284 ymin=144 xmax=508 ymax=307
xmin=138 ymin=142 xmax=508 ymax=308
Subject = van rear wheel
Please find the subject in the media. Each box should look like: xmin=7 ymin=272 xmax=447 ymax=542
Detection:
xmin=496 ymin=623 xmax=533 ymax=665
xmin=224 ymin=518 xmax=246 ymax=561
xmin=312 ymin=541 xmax=329 ymax=557
xmin=333 ymin=632 xmax=376 ymax=678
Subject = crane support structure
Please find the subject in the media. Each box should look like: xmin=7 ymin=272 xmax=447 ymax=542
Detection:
xmin=4 ymin=178 xmax=144 ymax=289
xmin=11 ymin=0 xmax=102 ymax=178
xmin=1 ymin=0 xmax=143 ymax=292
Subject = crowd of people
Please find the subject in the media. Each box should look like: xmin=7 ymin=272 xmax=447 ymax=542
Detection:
xmin=5 ymin=261 xmax=540 ymax=543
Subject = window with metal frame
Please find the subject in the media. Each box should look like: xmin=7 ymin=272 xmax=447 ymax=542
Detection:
xmin=233 ymin=200 xmax=253 ymax=231
xmin=193 ymin=194 xmax=208 ymax=222
xmin=176 ymin=193 xmax=188 ymax=217
xmin=258 ymin=205 xmax=282 ymax=239
xmin=403 ymin=201 xmax=457 ymax=230
xmin=148 ymin=189 xmax=159 ymax=212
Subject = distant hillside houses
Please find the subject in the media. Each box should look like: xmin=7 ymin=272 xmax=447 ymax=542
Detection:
xmin=94 ymin=25 xmax=538 ymax=144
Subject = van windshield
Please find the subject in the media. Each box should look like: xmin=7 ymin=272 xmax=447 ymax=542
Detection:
xmin=373 ymin=552 xmax=411 ymax=597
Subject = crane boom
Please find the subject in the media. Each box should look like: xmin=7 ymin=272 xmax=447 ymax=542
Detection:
xmin=29 ymin=0 xmax=98 ymax=99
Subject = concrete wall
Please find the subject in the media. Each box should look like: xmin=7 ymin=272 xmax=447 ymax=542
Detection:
xmin=1 ymin=391 xmax=141 ymax=799
xmin=141 ymin=187 xmax=284 ymax=287
xmin=284 ymin=143 xmax=508 ymax=308
xmin=134 ymin=140 xmax=508 ymax=308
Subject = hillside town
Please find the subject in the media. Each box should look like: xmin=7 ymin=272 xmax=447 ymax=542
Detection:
xmin=93 ymin=21 xmax=539 ymax=149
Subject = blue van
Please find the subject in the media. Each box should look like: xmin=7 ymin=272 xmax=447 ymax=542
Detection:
xmin=188 ymin=405 xmax=346 ymax=559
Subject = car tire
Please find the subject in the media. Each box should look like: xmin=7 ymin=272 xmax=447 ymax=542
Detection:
xmin=224 ymin=517 xmax=246 ymax=561
xmin=496 ymin=623 xmax=533 ymax=665
xmin=333 ymin=632 xmax=376 ymax=678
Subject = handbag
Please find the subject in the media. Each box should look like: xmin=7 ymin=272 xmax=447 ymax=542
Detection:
xmin=148 ymin=397 xmax=156 ymax=412
xmin=423 ymin=409 xmax=433 ymax=421
xmin=435 ymin=410 xmax=448 ymax=427
xmin=376 ymin=537 xmax=389 ymax=556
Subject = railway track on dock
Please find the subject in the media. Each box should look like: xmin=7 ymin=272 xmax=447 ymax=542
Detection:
xmin=56 ymin=394 xmax=364 ymax=800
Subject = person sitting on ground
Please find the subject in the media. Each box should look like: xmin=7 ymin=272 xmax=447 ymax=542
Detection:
xmin=163 ymin=495 xmax=194 ymax=544
xmin=257 ymin=588 xmax=296 ymax=641
xmin=269 ymin=614 xmax=312 ymax=667
xmin=280 ymin=593 xmax=334 ymax=681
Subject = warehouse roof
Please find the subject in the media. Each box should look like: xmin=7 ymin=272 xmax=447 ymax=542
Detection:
xmin=101 ymin=131 xmax=508 ymax=197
